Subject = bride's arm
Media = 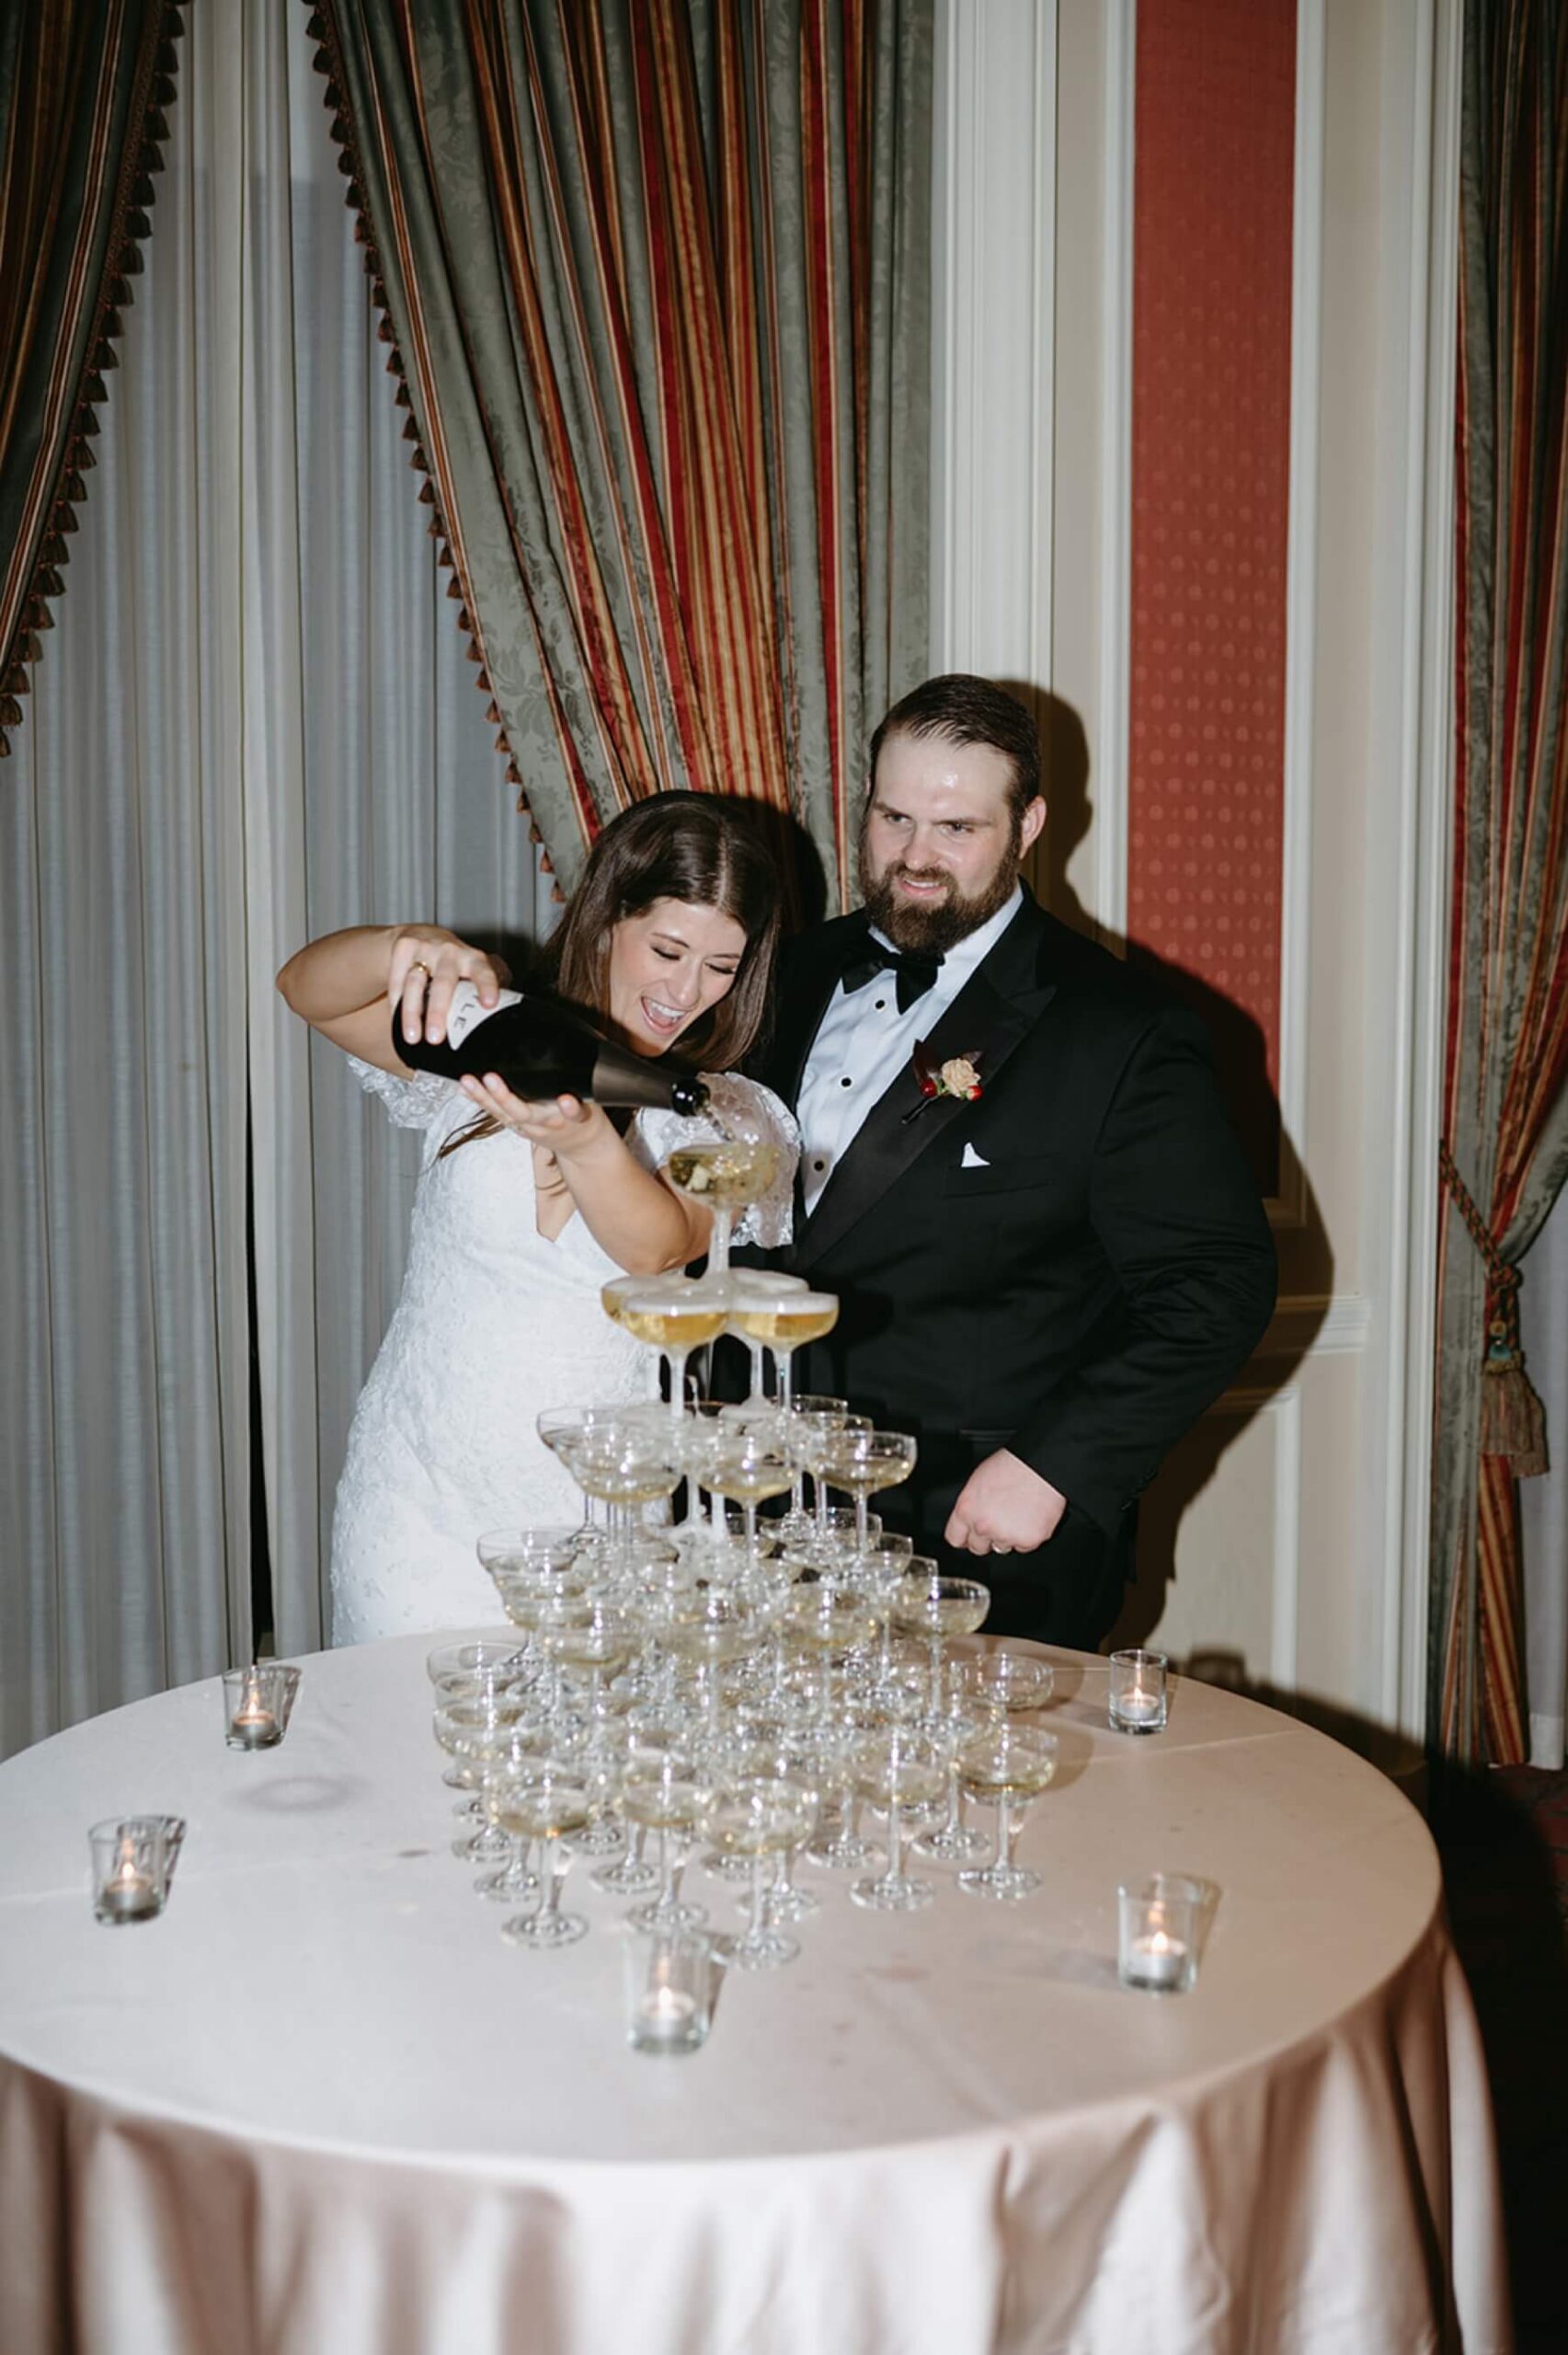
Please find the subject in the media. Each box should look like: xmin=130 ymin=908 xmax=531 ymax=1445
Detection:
xmin=276 ymin=924 xmax=506 ymax=1074
xmin=459 ymin=1075 xmax=710 ymax=1276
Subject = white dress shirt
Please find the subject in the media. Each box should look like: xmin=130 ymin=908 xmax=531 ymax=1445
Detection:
xmin=798 ymin=888 xmax=1023 ymax=1213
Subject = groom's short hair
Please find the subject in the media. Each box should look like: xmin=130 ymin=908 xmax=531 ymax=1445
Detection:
xmin=867 ymin=675 xmax=1041 ymax=823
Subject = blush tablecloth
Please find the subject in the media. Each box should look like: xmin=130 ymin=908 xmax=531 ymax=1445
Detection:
xmin=0 ymin=1635 xmax=1509 ymax=2354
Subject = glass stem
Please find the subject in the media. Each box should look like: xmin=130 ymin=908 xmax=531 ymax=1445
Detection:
xmin=1001 ymin=1801 xmax=1021 ymax=1873
xmin=854 ymin=1488 xmax=869 ymax=1552
xmin=884 ymin=1800 xmax=904 ymax=1889
xmin=747 ymin=1341 xmax=765 ymax=1404
xmin=928 ymin=1635 xmax=944 ymax=1714
xmin=708 ymin=1206 xmax=733 ymax=1280
xmin=667 ymin=1349 xmax=689 ymax=1416
xmin=776 ymin=1347 xmax=794 ymax=1413
xmin=542 ymin=1846 xmax=567 ymax=1920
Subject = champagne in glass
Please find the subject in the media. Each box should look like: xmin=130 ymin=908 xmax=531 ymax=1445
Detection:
xmin=727 ymin=1292 xmax=840 ymax=1414
xmin=890 ymin=1569 xmax=991 ymax=1716
xmin=849 ymin=1728 xmax=945 ymax=1912
xmin=497 ymin=1763 xmax=594 ymax=1947
xmin=726 ymin=1269 xmax=810 ymax=1407
xmin=819 ymin=1427 xmax=917 ymax=1555
xmin=956 ymin=1725 xmax=1059 ymax=1901
xmin=661 ymin=1139 xmax=784 ymax=1280
xmin=620 ymin=1283 xmax=731 ymax=1417
xmin=700 ymin=1774 xmax=818 ymax=1970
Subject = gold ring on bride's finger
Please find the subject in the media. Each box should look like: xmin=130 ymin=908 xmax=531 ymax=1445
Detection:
xmin=407 ymin=958 xmax=433 ymax=980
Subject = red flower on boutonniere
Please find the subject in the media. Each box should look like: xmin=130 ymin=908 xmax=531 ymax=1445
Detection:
xmin=902 ymin=1040 xmax=984 ymax=1123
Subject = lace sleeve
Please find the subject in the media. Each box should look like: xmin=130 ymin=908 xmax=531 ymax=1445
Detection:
xmin=634 ymin=1074 xmax=800 ymax=1249
xmin=346 ymin=1055 xmax=461 ymax=1133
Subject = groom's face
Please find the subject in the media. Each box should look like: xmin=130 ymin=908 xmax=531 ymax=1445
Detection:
xmin=859 ymin=729 xmax=1046 ymax=953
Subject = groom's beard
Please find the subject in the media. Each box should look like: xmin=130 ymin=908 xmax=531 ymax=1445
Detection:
xmin=857 ymin=824 xmax=1024 ymax=955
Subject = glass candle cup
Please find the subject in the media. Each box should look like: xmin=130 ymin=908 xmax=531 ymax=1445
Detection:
xmin=222 ymin=1662 xmax=297 ymax=1751
xmin=89 ymin=1815 xmax=184 ymax=1925
xmin=1108 ymin=1648 xmax=1169 ymax=1735
xmin=623 ymin=1925 xmax=715 ymax=2054
xmin=1117 ymin=1873 xmax=1203 ymax=1993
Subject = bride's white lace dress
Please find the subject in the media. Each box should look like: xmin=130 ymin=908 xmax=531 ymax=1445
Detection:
xmin=330 ymin=1063 xmax=798 ymax=1645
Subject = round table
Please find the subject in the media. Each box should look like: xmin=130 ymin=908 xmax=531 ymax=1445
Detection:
xmin=0 ymin=1636 xmax=1509 ymax=2354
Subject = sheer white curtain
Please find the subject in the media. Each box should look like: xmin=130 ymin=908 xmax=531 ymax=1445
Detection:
xmin=0 ymin=0 xmax=546 ymax=1752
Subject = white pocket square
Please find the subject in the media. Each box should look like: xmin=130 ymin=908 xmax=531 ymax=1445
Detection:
xmin=960 ymin=1142 xmax=990 ymax=1168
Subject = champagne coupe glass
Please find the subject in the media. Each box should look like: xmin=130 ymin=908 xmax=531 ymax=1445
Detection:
xmin=619 ymin=1282 xmax=731 ymax=1420
xmin=806 ymin=1411 xmax=870 ymax=1550
xmin=426 ymin=1640 xmax=532 ymax=1798
xmin=536 ymin=1404 xmax=630 ymax=1540
xmin=601 ymin=1272 xmax=666 ymax=1396
xmin=476 ymin=1527 xmax=581 ymax=1625
xmin=660 ymin=1136 xmax=784 ymax=1284
xmin=911 ymin=1692 xmax=1001 ymax=1865
xmin=780 ymin=1395 xmax=847 ymax=1540
xmin=957 ymin=1648 xmax=1057 ymax=1716
xmin=701 ymin=1772 xmax=818 ymax=1968
xmin=472 ymin=1718 xmax=555 ymax=1901
xmin=848 ymin=1727 xmax=945 ymax=1911
xmin=665 ymin=1590 xmax=754 ymax=1741
xmin=820 ymin=1428 xmax=919 ymax=1557
xmin=726 ymin=1269 xmax=810 ymax=1407
xmin=890 ymin=1568 xmax=991 ymax=1717
xmin=726 ymin=1291 xmax=839 ymax=1415
xmin=498 ymin=1761 xmax=594 ymax=1947
xmin=433 ymin=1693 xmax=530 ymax=1860
xmin=784 ymin=1581 xmax=880 ymax=1739
xmin=737 ymin=1740 xmax=825 ymax=1924
xmin=567 ymin=1424 xmax=681 ymax=1564
xmin=955 ymin=1724 xmax=1059 ymax=1901
xmin=624 ymin=1751 xmax=714 ymax=1931
xmin=704 ymin=1430 xmax=793 ymax=1567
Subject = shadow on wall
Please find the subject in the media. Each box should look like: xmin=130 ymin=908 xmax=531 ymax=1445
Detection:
xmin=1001 ymin=680 xmax=1335 ymax=1663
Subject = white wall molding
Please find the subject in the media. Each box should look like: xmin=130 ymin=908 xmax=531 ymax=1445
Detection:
xmin=1272 ymin=0 xmax=1326 ymax=1227
xmin=1092 ymin=0 xmax=1136 ymax=942
xmin=929 ymin=0 xmax=1057 ymax=684
xmin=1380 ymin=0 xmax=1462 ymax=1739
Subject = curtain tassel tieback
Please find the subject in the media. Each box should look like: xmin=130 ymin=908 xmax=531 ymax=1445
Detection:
xmin=1439 ymin=1140 xmax=1550 ymax=1477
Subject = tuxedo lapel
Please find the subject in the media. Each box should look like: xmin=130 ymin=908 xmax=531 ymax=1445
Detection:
xmin=794 ymin=897 xmax=1056 ymax=1272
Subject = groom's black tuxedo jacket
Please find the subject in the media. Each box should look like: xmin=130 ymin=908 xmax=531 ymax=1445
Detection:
xmin=756 ymin=891 xmax=1277 ymax=1640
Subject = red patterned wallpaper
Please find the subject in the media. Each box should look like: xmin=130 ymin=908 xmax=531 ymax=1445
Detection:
xmin=1127 ymin=0 xmax=1297 ymax=1186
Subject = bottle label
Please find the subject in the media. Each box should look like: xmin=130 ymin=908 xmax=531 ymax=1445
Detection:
xmin=443 ymin=979 xmax=521 ymax=1049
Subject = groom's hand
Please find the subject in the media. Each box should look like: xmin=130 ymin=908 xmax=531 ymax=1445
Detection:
xmin=946 ymin=1452 xmax=1068 ymax=1557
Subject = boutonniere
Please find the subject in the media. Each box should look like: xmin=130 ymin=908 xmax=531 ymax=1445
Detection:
xmin=902 ymin=1040 xmax=984 ymax=1122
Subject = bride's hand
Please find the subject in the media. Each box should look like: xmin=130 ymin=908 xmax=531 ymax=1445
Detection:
xmin=459 ymin=1072 xmax=609 ymax=1155
xmin=387 ymin=926 xmax=503 ymax=1048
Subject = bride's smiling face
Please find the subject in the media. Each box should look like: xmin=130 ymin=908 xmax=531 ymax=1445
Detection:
xmin=607 ymin=897 xmax=748 ymax=1056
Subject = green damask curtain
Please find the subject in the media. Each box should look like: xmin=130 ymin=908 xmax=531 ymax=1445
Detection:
xmin=1433 ymin=0 xmax=1568 ymax=1763
xmin=310 ymin=0 xmax=932 ymax=902
xmin=0 ymin=0 xmax=184 ymax=758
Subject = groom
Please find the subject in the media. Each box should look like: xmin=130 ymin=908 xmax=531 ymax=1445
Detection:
xmin=761 ymin=674 xmax=1277 ymax=1648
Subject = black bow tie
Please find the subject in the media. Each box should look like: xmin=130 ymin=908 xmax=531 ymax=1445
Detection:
xmin=841 ymin=941 xmax=944 ymax=1014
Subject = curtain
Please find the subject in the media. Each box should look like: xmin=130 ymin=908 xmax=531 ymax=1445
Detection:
xmin=312 ymin=0 xmax=933 ymax=903
xmin=0 ymin=0 xmax=544 ymax=1752
xmin=1432 ymin=0 xmax=1568 ymax=1765
xmin=1521 ymin=1171 xmax=1568 ymax=1765
xmin=0 ymin=0 xmax=181 ymax=760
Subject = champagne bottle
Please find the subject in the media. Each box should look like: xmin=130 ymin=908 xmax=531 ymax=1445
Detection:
xmin=393 ymin=981 xmax=710 ymax=1116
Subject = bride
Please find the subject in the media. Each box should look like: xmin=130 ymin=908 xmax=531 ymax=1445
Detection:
xmin=276 ymin=794 xmax=797 ymax=1644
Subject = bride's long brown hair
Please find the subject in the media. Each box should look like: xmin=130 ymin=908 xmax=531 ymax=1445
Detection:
xmin=441 ymin=793 xmax=781 ymax=1157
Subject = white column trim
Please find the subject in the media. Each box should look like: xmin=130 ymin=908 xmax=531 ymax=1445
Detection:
xmin=929 ymin=0 xmax=1057 ymax=685
xmin=1385 ymin=0 xmax=1462 ymax=1739
xmin=1272 ymin=0 xmax=1326 ymax=1226
xmin=1093 ymin=0 xmax=1136 ymax=943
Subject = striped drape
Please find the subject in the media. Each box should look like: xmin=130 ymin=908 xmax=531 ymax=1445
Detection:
xmin=0 ymin=0 xmax=184 ymax=760
xmin=1434 ymin=0 xmax=1568 ymax=1764
xmin=310 ymin=0 xmax=931 ymax=903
